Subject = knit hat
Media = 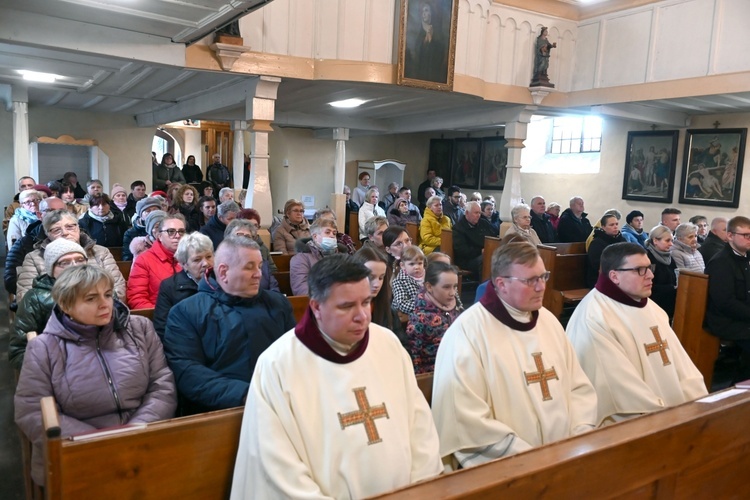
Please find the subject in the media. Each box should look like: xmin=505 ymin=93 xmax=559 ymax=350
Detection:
xmin=110 ymin=183 xmax=127 ymax=199
xmin=626 ymin=210 xmax=644 ymax=225
xmin=136 ymin=197 xmax=163 ymax=219
xmin=145 ymin=210 xmax=168 ymax=241
xmin=44 ymin=239 xmax=86 ymax=276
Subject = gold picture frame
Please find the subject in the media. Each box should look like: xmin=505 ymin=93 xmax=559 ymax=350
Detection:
xmin=397 ymin=0 xmax=459 ymax=91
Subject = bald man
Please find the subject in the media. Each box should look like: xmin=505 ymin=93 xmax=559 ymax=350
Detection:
xmin=699 ymin=217 xmax=728 ymax=264
xmin=163 ymin=236 xmax=294 ymax=415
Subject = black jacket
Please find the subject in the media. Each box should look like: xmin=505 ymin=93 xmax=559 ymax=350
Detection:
xmin=154 ymin=270 xmax=201 ymax=338
xmin=199 ymin=215 xmax=228 ymax=249
xmin=557 ymin=208 xmax=593 ymax=243
xmin=699 ymin=232 xmax=726 ymax=265
xmin=78 ymin=212 xmax=128 ymax=248
xmin=182 ymin=163 xmax=203 ymax=184
xmin=705 ymin=244 xmax=750 ymax=341
xmin=453 ymin=216 xmax=496 ymax=269
xmin=647 ymin=248 xmax=677 ymax=318
xmin=4 ymin=221 xmax=45 ymax=294
xmin=530 ymin=210 xmax=556 ymax=244
xmin=586 ymin=230 xmax=625 ymax=287
xmin=177 ymin=204 xmax=201 ymax=233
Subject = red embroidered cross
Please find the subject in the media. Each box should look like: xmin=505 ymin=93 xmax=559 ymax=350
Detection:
xmin=524 ymin=352 xmax=559 ymax=401
xmin=644 ymin=326 xmax=671 ymax=366
xmin=337 ymin=387 xmax=389 ymax=445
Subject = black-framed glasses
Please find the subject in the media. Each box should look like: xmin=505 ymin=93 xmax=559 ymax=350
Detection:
xmin=614 ymin=266 xmax=652 ymax=276
xmin=501 ymin=272 xmax=551 ymax=287
xmin=160 ymin=228 xmax=186 ymax=237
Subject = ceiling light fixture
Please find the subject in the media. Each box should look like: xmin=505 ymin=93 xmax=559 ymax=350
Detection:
xmin=329 ymin=98 xmax=366 ymax=108
xmin=18 ymin=70 xmax=59 ymax=83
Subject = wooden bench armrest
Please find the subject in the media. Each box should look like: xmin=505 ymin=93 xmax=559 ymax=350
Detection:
xmin=41 ymin=396 xmax=61 ymax=438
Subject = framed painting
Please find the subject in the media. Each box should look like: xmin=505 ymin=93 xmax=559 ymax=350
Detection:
xmin=450 ymin=138 xmax=481 ymax=190
xmin=621 ymin=130 xmax=679 ymax=203
xmin=397 ymin=0 xmax=458 ymax=91
xmin=428 ymin=138 xmax=453 ymax=183
xmin=480 ymin=137 xmax=508 ymax=190
xmin=679 ymin=128 xmax=747 ymax=208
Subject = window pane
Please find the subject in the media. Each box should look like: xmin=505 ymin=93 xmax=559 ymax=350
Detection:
xmin=561 ymin=140 xmax=571 ymax=154
xmin=551 ymin=141 xmax=560 ymax=154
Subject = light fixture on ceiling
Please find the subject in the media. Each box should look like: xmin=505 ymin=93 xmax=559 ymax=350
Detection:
xmin=18 ymin=70 xmax=59 ymax=83
xmin=329 ymin=98 xmax=366 ymax=108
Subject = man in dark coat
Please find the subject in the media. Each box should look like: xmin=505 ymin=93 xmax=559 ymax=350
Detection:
xmin=163 ymin=236 xmax=295 ymax=415
xmin=529 ymin=196 xmax=556 ymax=244
xmin=557 ymin=196 xmax=593 ymax=243
xmin=453 ymin=202 xmax=496 ymax=278
xmin=417 ymin=169 xmax=437 ymax=208
xmin=200 ymin=200 xmax=240 ymax=249
xmin=206 ymin=153 xmax=232 ymax=190
xmin=699 ymin=217 xmax=728 ymax=264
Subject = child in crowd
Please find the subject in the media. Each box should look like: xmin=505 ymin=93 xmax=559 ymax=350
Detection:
xmin=392 ymin=245 xmax=426 ymax=314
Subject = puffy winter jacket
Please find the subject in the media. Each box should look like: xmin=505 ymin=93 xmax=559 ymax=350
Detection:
xmin=127 ymin=239 xmax=182 ymax=309
xmin=14 ymin=301 xmax=176 ymax=485
xmin=16 ymin=233 xmax=126 ymax=302
xmin=272 ymin=217 xmax=310 ymax=254
xmin=163 ymin=277 xmax=295 ymax=414
xmin=9 ymin=274 xmax=55 ymax=371
xmin=419 ymin=207 xmax=452 ymax=255
xmin=4 ymin=220 xmax=45 ymax=295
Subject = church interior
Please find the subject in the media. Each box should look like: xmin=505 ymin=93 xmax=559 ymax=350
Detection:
xmin=2 ymin=0 xmax=750 ymax=497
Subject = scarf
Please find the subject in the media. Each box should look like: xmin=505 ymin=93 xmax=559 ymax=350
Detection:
xmin=114 ymin=201 xmax=128 ymax=211
xmin=648 ymin=245 xmax=672 ymax=266
xmin=13 ymin=207 xmax=38 ymax=224
xmin=87 ymin=210 xmax=115 ymax=224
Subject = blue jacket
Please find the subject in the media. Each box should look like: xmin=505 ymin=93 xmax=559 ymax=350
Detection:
xmin=199 ymin=215 xmax=227 ymax=250
xmin=163 ymin=277 xmax=294 ymax=414
xmin=620 ymin=224 xmax=648 ymax=248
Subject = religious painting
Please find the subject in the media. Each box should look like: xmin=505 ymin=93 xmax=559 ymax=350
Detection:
xmin=480 ymin=137 xmax=508 ymax=190
xmin=397 ymin=0 xmax=459 ymax=91
xmin=679 ymin=129 xmax=746 ymax=208
xmin=621 ymin=130 xmax=679 ymax=204
xmin=450 ymin=138 xmax=481 ymax=190
xmin=428 ymin=138 xmax=453 ymax=183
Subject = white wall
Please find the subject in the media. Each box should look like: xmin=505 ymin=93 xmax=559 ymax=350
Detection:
xmin=0 ymin=108 xmax=14 ymax=215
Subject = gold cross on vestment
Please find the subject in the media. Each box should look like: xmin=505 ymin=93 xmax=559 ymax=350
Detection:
xmin=644 ymin=326 xmax=671 ymax=366
xmin=524 ymin=352 xmax=559 ymax=401
xmin=337 ymin=387 xmax=390 ymax=445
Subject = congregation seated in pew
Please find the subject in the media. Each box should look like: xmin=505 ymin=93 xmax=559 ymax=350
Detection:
xmin=15 ymin=265 xmax=176 ymax=488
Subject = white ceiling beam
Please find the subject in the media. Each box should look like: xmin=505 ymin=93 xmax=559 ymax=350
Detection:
xmin=590 ymin=103 xmax=690 ymax=127
xmin=273 ymin=111 xmax=390 ymax=132
xmin=388 ymin=105 xmax=530 ymax=133
xmin=135 ymin=78 xmax=259 ymax=127
xmin=0 ymin=8 xmax=185 ymax=67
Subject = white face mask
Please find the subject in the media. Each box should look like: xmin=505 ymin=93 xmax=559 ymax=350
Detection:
xmin=320 ymin=236 xmax=338 ymax=252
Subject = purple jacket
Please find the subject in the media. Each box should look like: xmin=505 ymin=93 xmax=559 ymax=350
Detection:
xmin=14 ymin=301 xmax=177 ymax=485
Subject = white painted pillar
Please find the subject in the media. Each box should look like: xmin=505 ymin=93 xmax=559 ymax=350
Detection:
xmin=333 ymin=127 xmax=349 ymax=195
xmin=12 ymin=100 xmax=30 ymax=182
xmin=244 ymin=76 xmax=281 ymax=226
xmin=231 ymin=120 xmax=246 ymax=195
xmin=498 ymin=111 xmax=533 ymax=220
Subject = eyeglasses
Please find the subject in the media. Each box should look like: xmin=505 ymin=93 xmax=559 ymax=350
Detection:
xmin=614 ymin=266 xmax=652 ymax=276
xmin=290 ymin=209 xmax=305 ymax=214
xmin=501 ymin=272 xmax=551 ymax=287
xmin=22 ymin=200 xmax=39 ymax=206
xmin=55 ymin=257 xmax=87 ymax=268
xmin=731 ymin=232 xmax=750 ymax=240
xmin=518 ymin=215 xmax=532 ymax=220
xmin=48 ymin=224 xmax=80 ymax=237
xmin=160 ymin=228 xmax=186 ymax=238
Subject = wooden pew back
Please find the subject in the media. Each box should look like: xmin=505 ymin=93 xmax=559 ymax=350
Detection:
xmin=376 ymin=390 xmax=750 ymax=499
xmin=415 ymin=372 xmax=433 ymax=407
xmin=108 ymin=247 xmax=123 ymax=261
xmin=348 ymin=212 xmax=360 ymax=247
xmin=274 ymin=272 xmax=293 ymax=296
xmin=538 ymin=243 xmax=589 ymax=318
xmin=270 ymin=253 xmax=293 ymax=273
xmin=481 ymin=236 xmax=501 ymax=282
xmin=440 ymin=229 xmax=454 ymax=261
xmin=287 ymin=295 xmax=310 ymax=322
xmin=130 ymin=308 xmax=155 ymax=321
xmin=405 ymin=222 xmax=420 ymax=247
xmin=42 ymin=400 xmax=244 ymax=500
xmin=116 ymin=261 xmax=131 ymax=281
xmin=673 ymin=270 xmax=719 ymax=389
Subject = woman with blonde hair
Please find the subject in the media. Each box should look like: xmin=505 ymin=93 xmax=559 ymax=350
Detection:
xmin=272 ymin=199 xmax=311 ymax=254
xmin=358 ymin=188 xmax=386 ymax=240
xmin=646 ymin=225 xmax=677 ymax=318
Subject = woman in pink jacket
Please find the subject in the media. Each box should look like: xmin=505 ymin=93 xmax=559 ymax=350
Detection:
xmin=15 ymin=265 xmax=176 ymax=487
xmin=127 ymin=214 xmax=185 ymax=309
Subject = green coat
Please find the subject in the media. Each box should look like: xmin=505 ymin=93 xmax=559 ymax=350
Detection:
xmin=9 ymin=274 xmax=55 ymax=371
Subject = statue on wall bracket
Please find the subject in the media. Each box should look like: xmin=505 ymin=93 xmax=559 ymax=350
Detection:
xmin=530 ymin=27 xmax=556 ymax=88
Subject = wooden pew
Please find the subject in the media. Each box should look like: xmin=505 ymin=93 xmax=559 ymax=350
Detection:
xmin=108 ymin=247 xmax=123 ymax=261
xmin=415 ymin=372 xmax=433 ymax=407
xmin=376 ymin=389 xmax=750 ymax=499
xmin=405 ymin=222 xmax=419 ymax=247
xmin=115 ymin=260 xmax=131 ymax=281
xmin=440 ymin=228 xmax=454 ymax=261
xmin=41 ymin=400 xmax=243 ymax=500
xmin=538 ymin=243 xmax=589 ymax=319
xmin=130 ymin=308 xmax=154 ymax=321
xmin=348 ymin=212 xmax=360 ymax=248
xmin=287 ymin=295 xmax=310 ymax=322
xmin=480 ymin=236 xmax=501 ymax=282
xmin=270 ymin=253 xmax=293 ymax=273
xmin=673 ymin=270 xmax=720 ymax=389
xmin=274 ymin=271 xmax=293 ymax=296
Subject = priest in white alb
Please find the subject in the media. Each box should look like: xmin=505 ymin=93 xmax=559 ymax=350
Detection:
xmin=231 ymin=254 xmax=442 ymax=499
xmin=432 ymin=238 xmax=598 ymax=470
xmin=566 ymin=242 xmax=708 ymax=426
